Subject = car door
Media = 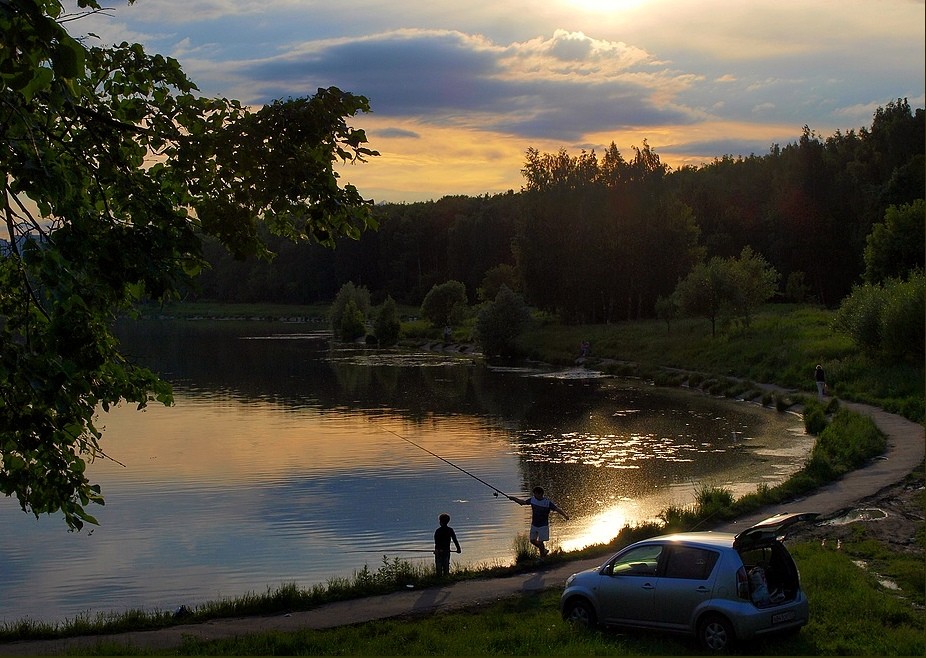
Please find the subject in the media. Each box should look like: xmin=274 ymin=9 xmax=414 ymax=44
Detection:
xmin=654 ymin=544 xmax=720 ymax=630
xmin=595 ymin=543 xmax=663 ymax=626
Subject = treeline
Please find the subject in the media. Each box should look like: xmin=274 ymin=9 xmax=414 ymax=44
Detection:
xmin=193 ymin=99 xmax=924 ymax=320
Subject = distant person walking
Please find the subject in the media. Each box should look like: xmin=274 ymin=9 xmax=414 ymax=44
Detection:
xmin=433 ymin=513 xmax=461 ymax=577
xmin=815 ymin=364 xmax=827 ymax=400
xmin=508 ymin=487 xmax=569 ymax=557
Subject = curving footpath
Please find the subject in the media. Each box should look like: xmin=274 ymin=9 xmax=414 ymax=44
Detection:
xmin=1 ymin=402 xmax=922 ymax=656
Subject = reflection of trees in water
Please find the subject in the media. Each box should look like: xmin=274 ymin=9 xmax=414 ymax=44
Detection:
xmin=116 ymin=320 xmax=541 ymax=422
xmin=114 ymin=321 xmax=786 ymax=493
xmin=328 ymin=356 xmax=375 ymax=401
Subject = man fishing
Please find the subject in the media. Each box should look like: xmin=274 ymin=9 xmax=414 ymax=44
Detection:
xmin=508 ymin=487 xmax=569 ymax=557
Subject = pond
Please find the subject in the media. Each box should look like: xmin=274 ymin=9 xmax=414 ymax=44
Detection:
xmin=0 ymin=320 xmax=811 ymax=624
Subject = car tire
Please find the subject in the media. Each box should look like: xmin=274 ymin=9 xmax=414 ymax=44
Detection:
xmin=562 ymin=598 xmax=597 ymax=629
xmin=698 ymin=614 xmax=735 ymax=651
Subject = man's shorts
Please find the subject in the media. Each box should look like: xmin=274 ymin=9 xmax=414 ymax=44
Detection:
xmin=529 ymin=524 xmax=550 ymax=542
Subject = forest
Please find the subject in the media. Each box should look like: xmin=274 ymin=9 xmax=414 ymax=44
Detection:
xmin=194 ymin=99 xmax=924 ymax=322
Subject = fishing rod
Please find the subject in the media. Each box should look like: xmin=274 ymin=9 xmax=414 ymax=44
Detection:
xmin=341 ymin=548 xmax=436 ymax=555
xmin=380 ymin=426 xmax=509 ymax=498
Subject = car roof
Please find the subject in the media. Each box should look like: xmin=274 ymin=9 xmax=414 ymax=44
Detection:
xmin=643 ymin=532 xmax=735 ymax=549
xmin=629 ymin=512 xmax=818 ymax=551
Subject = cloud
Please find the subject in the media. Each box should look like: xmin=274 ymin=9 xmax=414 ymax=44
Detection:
xmin=751 ymin=102 xmax=777 ymax=114
xmin=376 ymin=127 xmax=421 ymax=139
xmin=663 ymin=137 xmax=780 ymax=158
xmin=233 ymin=29 xmax=703 ymax=141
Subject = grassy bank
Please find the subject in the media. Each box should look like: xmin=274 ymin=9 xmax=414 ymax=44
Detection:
xmin=6 ymin=302 xmax=917 ymax=652
xmin=515 ymin=304 xmax=923 ymax=423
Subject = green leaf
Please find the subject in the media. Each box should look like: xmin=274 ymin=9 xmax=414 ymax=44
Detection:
xmin=53 ymin=34 xmax=86 ymax=79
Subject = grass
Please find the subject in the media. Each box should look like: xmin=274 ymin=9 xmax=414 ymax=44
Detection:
xmin=55 ymin=540 xmax=926 ymax=655
xmin=516 ymin=304 xmax=923 ymax=422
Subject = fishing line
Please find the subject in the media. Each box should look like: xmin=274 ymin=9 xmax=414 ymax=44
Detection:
xmin=341 ymin=548 xmax=436 ymax=555
xmin=380 ymin=426 xmax=508 ymax=498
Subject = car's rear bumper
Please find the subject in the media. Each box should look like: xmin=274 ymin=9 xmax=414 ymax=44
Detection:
xmin=730 ymin=598 xmax=809 ymax=639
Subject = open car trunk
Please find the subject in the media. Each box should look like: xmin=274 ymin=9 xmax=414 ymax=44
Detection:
xmin=734 ymin=512 xmax=817 ymax=608
xmin=739 ymin=543 xmax=802 ymax=607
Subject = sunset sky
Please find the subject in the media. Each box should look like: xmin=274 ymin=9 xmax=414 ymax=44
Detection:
xmin=74 ymin=0 xmax=925 ymax=203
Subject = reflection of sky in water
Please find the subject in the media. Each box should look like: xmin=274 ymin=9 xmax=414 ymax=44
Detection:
xmin=0 ymin=324 xmax=813 ymax=624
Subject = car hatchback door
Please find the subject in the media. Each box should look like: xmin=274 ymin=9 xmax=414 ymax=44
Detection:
xmin=733 ymin=512 xmax=818 ymax=551
xmin=654 ymin=544 xmax=721 ymax=629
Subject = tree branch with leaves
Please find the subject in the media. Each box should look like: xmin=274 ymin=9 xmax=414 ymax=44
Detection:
xmin=1 ymin=0 xmax=378 ymax=529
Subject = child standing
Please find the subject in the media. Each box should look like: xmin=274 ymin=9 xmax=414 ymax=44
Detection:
xmin=433 ymin=513 xmax=461 ymax=577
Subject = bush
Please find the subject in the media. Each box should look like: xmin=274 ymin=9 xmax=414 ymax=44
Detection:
xmin=804 ymin=406 xmax=827 ymax=436
xmin=695 ymin=484 xmax=735 ymax=520
xmin=812 ymin=409 xmax=887 ymax=475
xmin=421 ymin=280 xmax=468 ymax=327
xmin=879 ymin=270 xmax=925 ymax=363
xmin=476 ymin=285 xmax=530 ymax=357
xmin=803 ymin=401 xmax=828 ymax=435
xmin=833 ymin=271 xmax=924 ymax=362
xmin=374 ymin=296 xmax=401 ymax=346
xmin=339 ymin=298 xmax=366 ymax=342
xmin=833 ymin=283 xmax=884 ymax=349
xmin=513 ymin=533 xmax=534 ymax=564
xmin=775 ymin=395 xmax=792 ymax=411
xmin=330 ymin=282 xmax=370 ymax=339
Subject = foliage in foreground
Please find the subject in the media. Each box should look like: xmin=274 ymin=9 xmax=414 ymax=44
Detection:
xmin=1 ymin=1 xmax=378 ymax=530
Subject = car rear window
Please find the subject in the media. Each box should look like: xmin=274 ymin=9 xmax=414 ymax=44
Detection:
xmin=662 ymin=545 xmax=720 ymax=580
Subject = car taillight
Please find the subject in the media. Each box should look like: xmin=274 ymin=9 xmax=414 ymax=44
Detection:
xmin=736 ymin=565 xmax=750 ymax=599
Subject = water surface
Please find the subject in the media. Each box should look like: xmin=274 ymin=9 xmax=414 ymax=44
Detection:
xmin=0 ymin=320 xmax=811 ymax=623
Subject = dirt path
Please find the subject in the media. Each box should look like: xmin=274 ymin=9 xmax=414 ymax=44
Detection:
xmin=1 ymin=397 xmax=921 ymax=656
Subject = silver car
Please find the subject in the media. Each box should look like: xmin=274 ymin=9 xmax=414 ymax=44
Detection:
xmin=560 ymin=512 xmax=817 ymax=651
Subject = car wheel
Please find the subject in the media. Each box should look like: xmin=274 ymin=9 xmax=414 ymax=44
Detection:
xmin=698 ymin=614 xmax=734 ymax=651
xmin=562 ymin=598 xmax=596 ymax=629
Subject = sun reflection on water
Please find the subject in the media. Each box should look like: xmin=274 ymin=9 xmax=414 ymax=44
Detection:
xmin=560 ymin=504 xmax=631 ymax=552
